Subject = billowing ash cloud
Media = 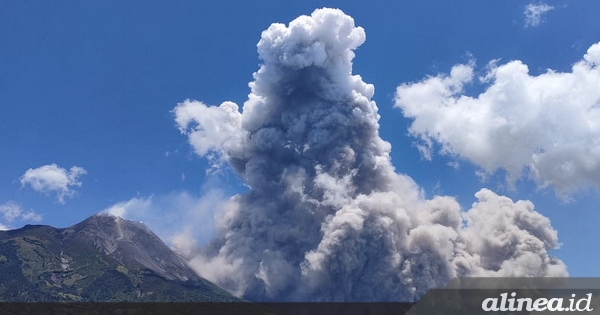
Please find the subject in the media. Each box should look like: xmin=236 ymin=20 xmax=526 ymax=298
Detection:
xmin=174 ymin=8 xmax=566 ymax=302
xmin=395 ymin=41 xmax=600 ymax=196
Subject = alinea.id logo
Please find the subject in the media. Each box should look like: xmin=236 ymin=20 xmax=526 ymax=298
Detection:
xmin=482 ymin=292 xmax=593 ymax=312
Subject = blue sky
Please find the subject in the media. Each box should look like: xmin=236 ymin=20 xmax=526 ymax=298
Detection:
xmin=2 ymin=0 xmax=600 ymax=279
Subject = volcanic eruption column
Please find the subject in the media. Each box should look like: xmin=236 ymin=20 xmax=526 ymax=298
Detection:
xmin=173 ymin=8 xmax=566 ymax=302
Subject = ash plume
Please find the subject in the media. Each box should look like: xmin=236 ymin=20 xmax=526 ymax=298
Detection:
xmin=174 ymin=8 xmax=566 ymax=302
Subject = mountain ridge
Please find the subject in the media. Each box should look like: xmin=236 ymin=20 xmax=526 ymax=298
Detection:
xmin=0 ymin=213 xmax=239 ymax=302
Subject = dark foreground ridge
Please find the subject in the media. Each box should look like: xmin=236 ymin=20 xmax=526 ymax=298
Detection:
xmin=0 ymin=302 xmax=416 ymax=315
xmin=0 ymin=214 xmax=238 ymax=302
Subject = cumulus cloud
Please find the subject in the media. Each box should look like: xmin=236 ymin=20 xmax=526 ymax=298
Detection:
xmin=524 ymin=2 xmax=554 ymax=28
xmin=173 ymin=101 xmax=245 ymax=172
xmin=0 ymin=201 xmax=42 ymax=230
xmin=395 ymin=41 xmax=600 ymax=196
xmin=20 ymin=164 xmax=87 ymax=203
xmin=175 ymin=8 xmax=566 ymax=302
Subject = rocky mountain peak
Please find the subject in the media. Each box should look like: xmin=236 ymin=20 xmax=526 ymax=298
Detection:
xmin=0 ymin=213 xmax=238 ymax=301
xmin=61 ymin=213 xmax=200 ymax=282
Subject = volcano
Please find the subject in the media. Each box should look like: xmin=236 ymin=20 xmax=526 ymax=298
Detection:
xmin=0 ymin=213 xmax=238 ymax=302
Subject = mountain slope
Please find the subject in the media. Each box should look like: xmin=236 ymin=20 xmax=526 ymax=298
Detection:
xmin=0 ymin=214 xmax=239 ymax=302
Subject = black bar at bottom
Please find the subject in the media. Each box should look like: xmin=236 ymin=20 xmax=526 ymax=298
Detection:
xmin=0 ymin=302 xmax=416 ymax=315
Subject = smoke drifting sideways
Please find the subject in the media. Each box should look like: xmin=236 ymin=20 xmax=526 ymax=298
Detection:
xmin=173 ymin=8 xmax=566 ymax=302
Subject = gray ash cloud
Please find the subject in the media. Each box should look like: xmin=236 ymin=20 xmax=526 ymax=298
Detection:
xmin=173 ymin=8 xmax=566 ymax=302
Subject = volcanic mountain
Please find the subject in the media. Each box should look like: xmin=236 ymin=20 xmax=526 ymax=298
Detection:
xmin=0 ymin=213 xmax=238 ymax=302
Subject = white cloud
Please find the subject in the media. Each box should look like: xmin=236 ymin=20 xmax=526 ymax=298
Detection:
xmin=102 ymin=189 xmax=225 ymax=255
xmin=0 ymin=201 xmax=23 ymax=222
xmin=0 ymin=201 xmax=42 ymax=230
xmin=104 ymin=196 xmax=152 ymax=218
xmin=20 ymin=210 xmax=42 ymax=222
xmin=524 ymin=2 xmax=554 ymax=28
xmin=173 ymin=100 xmax=246 ymax=173
xmin=173 ymin=101 xmax=245 ymax=157
xmin=20 ymin=164 xmax=87 ymax=203
xmin=395 ymin=41 xmax=600 ymax=196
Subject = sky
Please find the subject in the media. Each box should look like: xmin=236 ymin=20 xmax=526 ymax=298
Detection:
xmin=2 ymin=0 xmax=600 ymax=293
